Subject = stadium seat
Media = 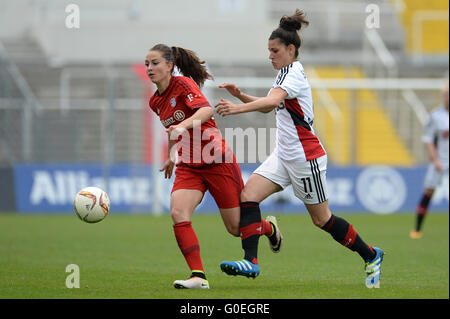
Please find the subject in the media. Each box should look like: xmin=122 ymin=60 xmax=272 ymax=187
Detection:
xmin=392 ymin=0 xmax=449 ymax=54
xmin=310 ymin=66 xmax=414 ymax=166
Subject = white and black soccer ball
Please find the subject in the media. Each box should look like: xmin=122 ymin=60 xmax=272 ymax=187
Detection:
xmin=73 ymin=186 xmax=110 ymax=223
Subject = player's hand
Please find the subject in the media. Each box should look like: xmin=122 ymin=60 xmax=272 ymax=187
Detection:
xmin=433 ymin=159 xmax=443 ymax=172
xmin=218 ymin=83 xmax=241 ymax=98
xmin=215 ymin=98 xmax=240 ymax=117
xmin=160 ymin=159 xmax=175 ymax=179
xmin=166 ymin=125 xmax=187 ymax=140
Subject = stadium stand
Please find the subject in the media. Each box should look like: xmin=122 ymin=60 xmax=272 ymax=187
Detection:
xmin=309 ymin=66 xmax=414 ymax=166
xmin=0 ymin=0 xmax=448 ymax=166
xmin=394 ymin=0 xmax=449 ymax=53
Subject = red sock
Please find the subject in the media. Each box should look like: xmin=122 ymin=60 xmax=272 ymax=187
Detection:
xmin=260 ymin=218 xmax=273 ymax=236
xmin=173 ymin=221 xmax=204 ymax=273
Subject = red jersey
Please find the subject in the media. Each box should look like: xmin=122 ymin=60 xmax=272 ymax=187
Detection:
xmin=149 ymin=76 xmax=230 ymax=167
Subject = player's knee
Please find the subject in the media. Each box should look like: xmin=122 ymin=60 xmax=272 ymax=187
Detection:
xmin=227 ymin=225 xmax=240 ymax=237
xmin=240 ymin=188 xmax=256 ymax=203
xmin=170 ymin=207 xmax=190 ymax=223
xmin=424 ymin=188 xmax=435 ymax=197
xmin=310 ymin=215 xmax=328 ymax=228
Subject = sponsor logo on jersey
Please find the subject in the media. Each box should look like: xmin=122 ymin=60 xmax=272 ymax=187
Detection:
xmin=160 ymin=111 xmax=186 ymax=127
xmin=276 ymin=101 xmax=285 ymax=112
xmin=161 ymin=117 xmax=175 ymax=127
xmin=174 ymin=110 xmax=185 ymax=121
xmin=170 ymin=97 xmax=176 ymax=107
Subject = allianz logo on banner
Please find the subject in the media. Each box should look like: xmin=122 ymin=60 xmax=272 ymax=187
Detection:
xmin=28 ymin=170 xmax=160 ymax=207
xmin=14 ymin=165 xmax=449 ymax=213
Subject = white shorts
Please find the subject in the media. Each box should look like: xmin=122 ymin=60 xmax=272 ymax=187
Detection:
xmin=254 ymin=153 xmax=328 ymax=204
xmin=423 ymin=163 xmax=449 ymax=189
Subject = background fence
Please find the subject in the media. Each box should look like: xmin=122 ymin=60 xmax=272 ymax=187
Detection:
xmin=0 ymin=0 xmax=448 ymax=214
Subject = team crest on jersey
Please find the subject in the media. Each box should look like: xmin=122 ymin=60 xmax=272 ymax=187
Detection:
xmin=174 ymin=110 xmax=185 ymax=121
xmin=170 ymin=97 xmax=176 ymax=107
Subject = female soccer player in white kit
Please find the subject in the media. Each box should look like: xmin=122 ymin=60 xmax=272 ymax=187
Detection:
xmin=410 ymin=80 xmax=449 ymax=239
xmin=215 ymin=9 xmax=384 ymax=288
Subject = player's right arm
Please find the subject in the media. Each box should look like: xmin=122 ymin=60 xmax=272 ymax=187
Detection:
xmin=425 ymin=142 xmax=443 ymax=172
xmin=215 ymin=87 xmax=287 ymax=116
xmin=160 ymin=136 xmax=176 ymax=179
xmin=218 ymin=83 xmax=260 ymax=103
xmin=149 ymin=99 xmax=175 ymax=179
xmin=422 ymin=112 xmax=442 ymax=172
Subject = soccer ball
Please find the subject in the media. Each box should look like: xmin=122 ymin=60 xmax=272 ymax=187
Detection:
xmin=73 ymin=186 xmax=110 ymax=223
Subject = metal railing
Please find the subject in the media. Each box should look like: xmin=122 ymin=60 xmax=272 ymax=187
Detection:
xmin=0 ymin=60 xmax=445 ymax=166
xmin=205 ymin=76 xmax=444 ymax=164
xmin=0 ymin=40 xmax=42 ymax=163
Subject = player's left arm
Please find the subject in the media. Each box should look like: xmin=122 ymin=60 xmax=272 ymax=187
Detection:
xmin=167 ymin=79 xmax=214 ymax=136
xmin=215 ymin=88 xmax=287 ymax=116
xmin=166 ymin=106 xmax=213 ymax=138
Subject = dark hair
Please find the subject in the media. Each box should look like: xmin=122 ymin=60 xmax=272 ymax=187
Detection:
xmin=269 ymin=9 xmax=309 ymax=58
xmin=149 ymin=44 xmax=213 ymax=88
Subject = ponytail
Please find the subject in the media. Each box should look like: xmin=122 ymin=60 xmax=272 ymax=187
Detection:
xmin=171 ymin=46 xmax=213 ymax=88
xmin=149 ymin=44 xmax=213 ymax=88
xmin=269 ymin=9 xmax=309 ymax=57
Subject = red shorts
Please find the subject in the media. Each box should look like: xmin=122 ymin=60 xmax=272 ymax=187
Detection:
xmin=172 ymin=162 xmax=244 ymax=209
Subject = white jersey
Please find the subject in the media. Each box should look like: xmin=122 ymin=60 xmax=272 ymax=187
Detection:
xmin=422 ymin=105 xmax=449 ymax=168
xmin=269 ymin=61 xmax=326 ymax=162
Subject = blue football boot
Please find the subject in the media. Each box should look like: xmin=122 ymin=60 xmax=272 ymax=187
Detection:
xmin=220 ymin=259 xmax=260 ymax=278
xmin=365 ymin=247 xmax=384 ymax=288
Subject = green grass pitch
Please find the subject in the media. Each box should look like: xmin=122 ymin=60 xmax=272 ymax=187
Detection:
xmin=0 ymin=212 xmax=448 ymax=299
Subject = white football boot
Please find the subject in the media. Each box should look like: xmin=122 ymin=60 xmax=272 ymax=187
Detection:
xmin=173 ymin=277 xmax=210 ymax=289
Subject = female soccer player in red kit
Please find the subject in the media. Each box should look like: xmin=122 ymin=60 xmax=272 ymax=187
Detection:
xmin=145 ymin=44 xmax=280 ymax=289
